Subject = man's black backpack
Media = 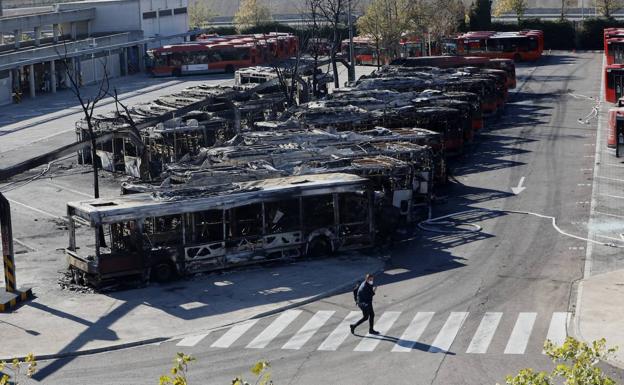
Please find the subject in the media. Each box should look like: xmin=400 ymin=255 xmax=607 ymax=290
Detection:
xmin=353 ymin=281 xmax=361 ymax=304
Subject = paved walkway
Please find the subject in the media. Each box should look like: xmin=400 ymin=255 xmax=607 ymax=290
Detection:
xmin=572 ymin=53 xmax=624 ymax=368
xmin=0 ymin=254 xmax=383 ymax=360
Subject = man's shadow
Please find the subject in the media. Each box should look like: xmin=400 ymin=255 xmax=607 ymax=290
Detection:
xmin=352 ymin=332 xmax=457 ymax=355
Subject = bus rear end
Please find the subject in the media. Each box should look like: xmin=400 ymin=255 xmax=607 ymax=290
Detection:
xmin=606 ymin=64 xmax=624 ymax=104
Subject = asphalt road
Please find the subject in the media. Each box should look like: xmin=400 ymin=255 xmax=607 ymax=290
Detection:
xmin=16 ymin=53 xmax=624 ymax=384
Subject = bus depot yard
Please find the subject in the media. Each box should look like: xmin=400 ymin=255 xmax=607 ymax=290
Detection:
xmin=59 ymin=53 xmax=521 ymax=289
xmin=0 ymin=49 xmax=529 ymax=358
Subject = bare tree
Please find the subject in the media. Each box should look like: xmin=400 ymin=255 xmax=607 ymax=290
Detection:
xmin=57 ymin=49 xmax=110 ymax=199
xmin=319 ymin=0 xmax=349 ymax=89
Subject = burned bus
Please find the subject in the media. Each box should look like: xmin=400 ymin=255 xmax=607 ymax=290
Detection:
xmin=66 ymin=173 xmax=374 ymax=286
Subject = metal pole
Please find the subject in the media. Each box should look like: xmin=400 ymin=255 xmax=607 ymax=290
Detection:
xmin=0 ymin=193 xmax=15 ymax=294
xmin=348 ymin=0 xmax=355 ymax=82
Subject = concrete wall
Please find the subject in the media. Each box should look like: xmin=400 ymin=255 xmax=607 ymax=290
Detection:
xmin=139 ymin=0 xmax=188 ymax=38
xmin=57 ymin=0 xmax=141 ymax=34
xmin=0 ymin=70 xmax=11 ymax=106
xmin=79 ymin=52 xmax=120 ymax=85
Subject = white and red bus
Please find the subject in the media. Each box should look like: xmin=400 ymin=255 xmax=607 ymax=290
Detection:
xmin=147 ymin=33 xmax=298 ymax=77
xmin=605 ymin=64 xmax=624 ymax=103
xmin=342 ymin=34 xmax=436 ymax=66
xmin=453 ymin=30 xmax=544 ymax=61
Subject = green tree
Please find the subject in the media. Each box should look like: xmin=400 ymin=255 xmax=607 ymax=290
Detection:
xmin=232 ymin=360 xmax=272 ymax=385
xmin=469 ymin=0 xmax=492 ymax=30
xmin=597 ymin=0 xmax=624 ymax=17
xmin=0 ymin=353 xmax=38 ymax=385
xmin=358 ymin=0 xmax=411 ymax=66
xmin=188 ymin=0 xmax=217 ymax=29
xmin=234 ymin=0 xmax=273 ymax=33
xmin=493 ymin=0 xmax=527 ymax=19
xmin=159 ymin=352 xmax=195 ymax=385
xmin=500 ymin=337 xmax=617 ymax=385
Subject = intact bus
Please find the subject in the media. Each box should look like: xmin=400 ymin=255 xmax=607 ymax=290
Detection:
xmin=605 ymin=64 xmax=624 ymax=103
xmin=65 ymin=173 xmax=374 ymax=286
xmin=147 ymin=33 xmax=298 ymax=77
xmin=606 ymin=37 xmax=624 ymax=65
xmin=342 ymin=34 xmax=435 ymax=66
xmin=453 ymin=30 xmax=544 ymax=61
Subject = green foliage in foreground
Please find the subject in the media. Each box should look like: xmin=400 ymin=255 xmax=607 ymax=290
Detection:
xmin=0 ymin=353 xmax=37 ymax=385
xmin=159 ymin=353 xmax=272 ymax=385
xmin=501 ymin=338 xmax=617 ymax=385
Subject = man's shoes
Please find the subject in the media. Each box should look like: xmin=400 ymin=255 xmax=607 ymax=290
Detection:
xmin=350 ymin=324 xmax=356 ymax=334
xmin=369 ymin=329 xmax=380 ymax=335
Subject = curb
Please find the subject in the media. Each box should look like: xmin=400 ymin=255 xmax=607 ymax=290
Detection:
xmin=2 ymin=263 xmax=385 ymax=362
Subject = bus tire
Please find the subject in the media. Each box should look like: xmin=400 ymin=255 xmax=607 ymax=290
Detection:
xmin=513 ymin=53 xmax=522 ymax=62
xmin=172 ymin=69 xmax=181 ymax=77
xmin=225 ymin=65 xmax=235 ymax=74
xmin=307 ymin=236 xmax=332 ymax=259
xmin=153 ymin=262 xmax=175 ymax=282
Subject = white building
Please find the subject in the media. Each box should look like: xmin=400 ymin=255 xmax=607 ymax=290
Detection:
xmin=0 ymin=0 xmax=190 ymax=106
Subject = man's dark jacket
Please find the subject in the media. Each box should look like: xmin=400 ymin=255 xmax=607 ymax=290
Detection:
xmin=357 ymin=281 xmax=375 ymax=305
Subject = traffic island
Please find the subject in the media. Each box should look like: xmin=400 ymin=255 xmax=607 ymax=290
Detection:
xmin=0 ymin=288 xmax=33 ymax=312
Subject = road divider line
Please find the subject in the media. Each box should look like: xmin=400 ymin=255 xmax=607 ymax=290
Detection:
xmin=7 ymin=198 xmax=64 ymax=219
xmin=392 ymin=312 xmax=435 ymax=353
xmin=428 ymin=312 xmax=469 ymax=353
xmin=466 ymin=312 xmax=503 ymax=354
xmin=282 ymin=311 xmax=334 ymax=350
xmin=504 ymin=312 xmax=537 ymax=354
xmin=247 ymin=310 xmax=302 ymax=349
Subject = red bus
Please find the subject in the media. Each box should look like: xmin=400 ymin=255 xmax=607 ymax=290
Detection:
xmin=607 ymin=107 xmax=624 ymax=148
xmin=604 ymin=28 xmax=624 ymax=51
xmin=606 ymin=37 xmax=624 ymax=65
xmin=147 ymin=33 xmax=298 ymax=77
xmin=342 ymin=36 xmax=388 ymax=66
xmin=454 ymin=30 xmax=544 ymax=61
xmin=342 ymin=34 xmax=436 ymax=66
xmin=605 ymin=64 xmax=624 ymax=103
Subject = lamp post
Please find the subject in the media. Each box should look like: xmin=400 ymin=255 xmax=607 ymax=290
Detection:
xmin=348 ymin=0 xmax=355 ymax=82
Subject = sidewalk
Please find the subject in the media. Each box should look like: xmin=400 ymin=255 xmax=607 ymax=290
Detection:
xmin=0 ymin=253 xmax=383 ymax=360
xmin=572 ymin=52 xmax=624 ymax=368
xmin=574 ymin=269 xmax=624 ymax=368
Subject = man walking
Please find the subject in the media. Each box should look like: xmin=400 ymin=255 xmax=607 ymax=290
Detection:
xmin=350 ymin=273 xmax=379 ymax=335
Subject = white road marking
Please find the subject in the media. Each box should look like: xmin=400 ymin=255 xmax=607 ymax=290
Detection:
xmin=7 ymin=198 xmax=64 ymax=219
xmin=504 ymin=312 xmax=537 ymax=354
xmin=392 ymin=312 xmax=434 ymax=352
xmin=46 ymin=181 xmax=93 ymax=198
xmin=543 ymin=312 xmax=570 ymax=353
xmin=211 ymin=320 xmax=258 ymax=348
xmin=354 ymin=311 xmax=401 ymax=352
xmin=594 ymin=210 xmax=624 ymax=219
xmin=596 ymin=175 xmax=624 ymax=183
xmin=598 ymin=193 xmax=624 ymax=199
xmin=282 ymin=310 xmax=334 ymax=350
xmin=246 ymin=310 xmax=302 ymax=349
xmin=317 ymin=311 xmax=360 ymax=351
xmin=466 ymin=312 xmax=503 ymax=354
xmin=428 ymin=312 xmax=469 ymax=353
xmin=176 ymin=332 xmax=210 ymax=347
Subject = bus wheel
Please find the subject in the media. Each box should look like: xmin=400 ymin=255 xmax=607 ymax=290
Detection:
xmin=308 ymin=237 xmax=332 ymax=259
xmin=225 ymin=65 xmax=235 ymax=74
xmin=513 ymin=53 xmax=522 ymax=62
xmin=153 ymin=262 xmax=174 ymax=282
xmin=172 ymin=69 xmax=181 ymax=77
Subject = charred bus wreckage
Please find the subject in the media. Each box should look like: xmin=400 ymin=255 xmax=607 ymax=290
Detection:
xmin=63 ymin=58 xmax=512 ymax=288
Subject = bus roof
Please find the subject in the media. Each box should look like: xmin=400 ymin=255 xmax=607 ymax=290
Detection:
xmin=68 ymin=173 xmax=369 ymax=225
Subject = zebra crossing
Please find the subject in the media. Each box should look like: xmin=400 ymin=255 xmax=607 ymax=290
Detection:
xmin=169 ymin=310 xmax=571 ymax=355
